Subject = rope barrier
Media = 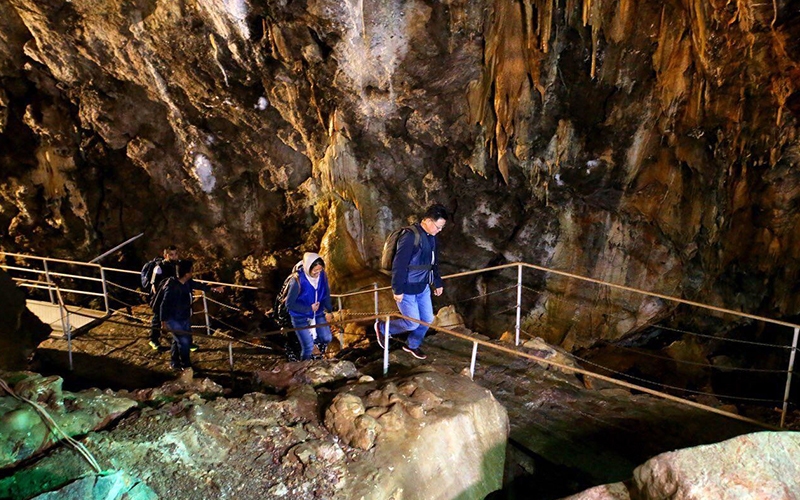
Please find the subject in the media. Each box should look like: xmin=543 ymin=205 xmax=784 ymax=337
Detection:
xmin=597 ymin=342 xmax=790 ymax=374
xmin=563 ymin=351 xmax=784 ymax=404
xmin=203 ymin=295 xmax=242 ymax=312
xmin=654 ymin=324 xmax=793 ymax=349
xmin=0 ymin=377 xmax=103 ymax=473
xmin=453 ymin=285 xmax=518 ymax=304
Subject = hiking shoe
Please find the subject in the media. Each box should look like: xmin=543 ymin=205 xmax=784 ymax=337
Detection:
xmin=374 ymin=323 xmax=386 ymax=350
xmin=189 ymin=343 xmax=199 ymax=352
xmin=402 ymin=346 xmax=427 ymax=360
xmin=148 ymin=340 xmax=162 ymax=351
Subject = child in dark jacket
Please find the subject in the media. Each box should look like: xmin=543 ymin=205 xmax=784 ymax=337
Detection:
xmin=160 ymin=259 xmax=222 ymax=370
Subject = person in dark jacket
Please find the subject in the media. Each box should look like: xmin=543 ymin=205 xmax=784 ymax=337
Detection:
xmin=147 ymin=245 xmax=179 ymax=351
xmin=159 ymin=259 xmax=222 ymax=370
xmin=286 ymin=252 xmax=333 ymax=361
xmin=376 ymin=204 xmax=448 ymax=359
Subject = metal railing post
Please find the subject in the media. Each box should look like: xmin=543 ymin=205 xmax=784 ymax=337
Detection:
xmin=515 ymin=263 xmax=522 ymax=346
xmin=781 ymin=327 xmax=799 ymax=427
xmin=470 ymin=341 xmax=478 ymax=380
xmin=67 ymin=323 xmax=74 ymax=371
xmin=228 ymin=342 xmax=234 ymax=371
xmin=373 ymin=282 xmax=379 ymax=317
xmin=337 ymin=296 xmax=343 ymax=312
xmin=202 ymin=291 xmax=211 ymax=337
xmin=56 ymin=288 xmax=73 ymax=371
xmin=43 ymin=260 xmax=55 ymax=304
xmin=100 ymin=267 xmax=110 ymax=313
xmin=383 ymin=315 xmax=391 ymax=376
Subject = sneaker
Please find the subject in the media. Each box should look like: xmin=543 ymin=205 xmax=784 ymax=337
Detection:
xmin=189 ymin=343 xmax=199 ymax=352
xmin=402 ymin=346 xmax=427 ymax=360
xmin=148 ymin=340 xmax=161 ymax=351
xmin=374 ymin=323 xmax=386 ymax=349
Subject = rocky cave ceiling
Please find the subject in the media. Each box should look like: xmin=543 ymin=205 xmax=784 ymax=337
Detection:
xmin=0 ymin=0 xmax=799 ymax=348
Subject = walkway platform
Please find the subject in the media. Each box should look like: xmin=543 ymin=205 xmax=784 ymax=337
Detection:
xmin=27 ymin=299 xmax=108 ymax=335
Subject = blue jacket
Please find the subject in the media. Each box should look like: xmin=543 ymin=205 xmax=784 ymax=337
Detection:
xmin=391 ymin=223 xmax=443 ymax=295
xmin=160 ymin=278 xmax=211 ymax=323
xmin=286 ymin=268 xmax=332 ymax=319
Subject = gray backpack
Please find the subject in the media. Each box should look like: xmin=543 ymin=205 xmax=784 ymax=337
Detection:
xmin=379 ymin=225 xmax=421 ymax=275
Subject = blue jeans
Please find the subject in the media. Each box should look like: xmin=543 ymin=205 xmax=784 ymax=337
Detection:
xmin=381 ymin=286 xmax=433 ymax=349
xmin=291 ymin=314 xmax=332 ymax=361
xmin=166 ymin=319 xmax=193 ymax=369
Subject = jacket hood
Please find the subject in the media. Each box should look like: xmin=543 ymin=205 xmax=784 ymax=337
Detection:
xmin=302 ymin=252 xmax=323 ymax=276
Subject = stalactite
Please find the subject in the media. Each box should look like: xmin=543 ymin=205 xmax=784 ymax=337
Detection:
xmin=539 ymin=0 xmax=554 ymax=53
xmin=582 ymin=0 xmax=592 ymax=26
xmin=469 ymin=0 xmax=540 ymax=184
xmin=772 ymin=77 xmax=792 ymax=127
xmin=582 ymin=0 xmax=601 ymax=79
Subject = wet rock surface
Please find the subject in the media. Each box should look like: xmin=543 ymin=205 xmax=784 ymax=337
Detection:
xmin=30 ymin=470 xmax=156 ymax=500
xmin=0 ymin=371 xmax=136 ymax=471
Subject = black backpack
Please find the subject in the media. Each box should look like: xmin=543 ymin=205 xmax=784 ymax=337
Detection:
xmin=379 ymin=225 xmax=421 ymax=275
xmin=272 ymin=262 xmax=303 ymax=361
xmin=273 ymin=262 xmax=303 ymax=329
xmin=140 ymin=257 xmax=162 ymax=290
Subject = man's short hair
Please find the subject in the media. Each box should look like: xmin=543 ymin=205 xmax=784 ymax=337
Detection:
xmin=422 ymin=203 xmax=449 ymax=222
xmin=164 ymin=244 xmax=178 ymax=252
xmin=177 ymin=259 xmax=193 ymax=277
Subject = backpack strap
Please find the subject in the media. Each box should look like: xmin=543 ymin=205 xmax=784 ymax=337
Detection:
xmin=406 ymin=225 xmax=432 ymax=272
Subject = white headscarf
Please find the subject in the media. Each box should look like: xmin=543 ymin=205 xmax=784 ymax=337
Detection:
xmin=302 ymin=252 xmax=323 ymax=290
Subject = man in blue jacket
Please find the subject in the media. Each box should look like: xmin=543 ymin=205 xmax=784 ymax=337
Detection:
xmin=160 ymin=259 xmax=222 ymax=371
xmin=377 ymin=204 xmax=448 ymax=359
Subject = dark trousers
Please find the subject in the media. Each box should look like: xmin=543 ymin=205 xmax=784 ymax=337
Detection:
xmin=150 ymin=305 xmax=161 ymax=344
xmin=166 ymin=319 xmax=193 ymax=369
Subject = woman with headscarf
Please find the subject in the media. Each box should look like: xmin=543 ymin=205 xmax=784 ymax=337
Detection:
xmin=285 ymin=252 xmax=333 ymax=360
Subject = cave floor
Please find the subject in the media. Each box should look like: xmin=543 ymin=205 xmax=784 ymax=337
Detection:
xmin=34 ymin=309 xmax=776 ymax=498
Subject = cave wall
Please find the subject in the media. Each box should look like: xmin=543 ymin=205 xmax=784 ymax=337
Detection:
xmin=0 ymin=0 xmax=798 ymax=348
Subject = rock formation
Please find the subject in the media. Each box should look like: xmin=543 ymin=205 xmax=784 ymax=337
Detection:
xmin=0 ymin=367 xmax=508 ymax=499
xmin=0 ymin=0 xmax=799 ymax=351
xmin=0 ymin=269 xmax=50 ymax=370
xmin=0 ymin=371 xmax=136 ymax=471
xmin=565 ymin=431 xmax=800 ymax=499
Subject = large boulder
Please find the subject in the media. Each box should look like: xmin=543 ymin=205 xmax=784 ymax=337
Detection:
xmin=0 ymin=269 xmax=50 ymax=370
xmin=564 ymin=431 xmax=800 ymax=499
xmin=332 ymin=370 xmax=509 ymax=500
xmin=633 ymin=431 xmax=800 ymax=499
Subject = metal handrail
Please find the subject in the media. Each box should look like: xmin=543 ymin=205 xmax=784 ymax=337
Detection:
xmin=100 ymin=265 xmax=258 ymax=290
xmin=5 ymin=250 xmax=795 ymax=427
xmin=329 ymin=261 xmax=800 ymax=330
xmin=16 ymin=282 xmax=106 ymax=298
xmin=0 ymin=252 xmax=103 ymax=269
